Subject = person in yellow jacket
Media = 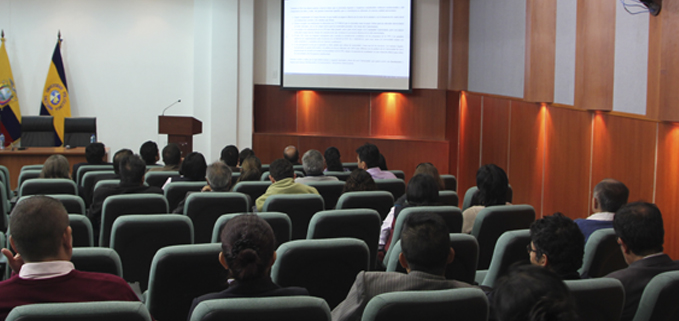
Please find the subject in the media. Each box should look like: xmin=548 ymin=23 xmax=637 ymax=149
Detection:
xmin=255 ymin=158 xmax=319 ymax=211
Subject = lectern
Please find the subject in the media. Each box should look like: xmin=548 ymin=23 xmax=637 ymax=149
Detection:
xmin=158 ymin=116 xmax=202 ymax=157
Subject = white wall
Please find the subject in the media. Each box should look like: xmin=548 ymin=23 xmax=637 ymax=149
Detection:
xmin=613 ymin=1 xmax=649 ymax=115
xmin=554 ymin=0 xmax=577 ymax=105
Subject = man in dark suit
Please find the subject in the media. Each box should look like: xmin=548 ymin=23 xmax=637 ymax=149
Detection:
xmin=331 ymin=213 xmax=473 ymax=321
xmin=605 ymin=202 xmax=679 ymax=321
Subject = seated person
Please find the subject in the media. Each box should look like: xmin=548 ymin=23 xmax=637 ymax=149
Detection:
xmin=295 ymin=149 xmax=338 ymax=184
xmin=238 ymin=148 xmax=255 ymax=168
xmin=235 ymin=156 xmax=262 ymax=184
xmin=255 ymin=159 xmax=319 ymax=211
xmin=0 ymin=196 xmax=139 ymax=319
xmin=575 ymin=178 xmax=629 ymax=241
xmin=83 ymin=148 xmax=133 ymax=206
xmin=356 ymin=143 xmax=396 ymax=180
xmin=187 ymin=214 xmax=308 ymax=319
xmin=342 ymin=169 xmax=377 ymax=193
xmin=324 ymin=147 xmax=349 ymax=172
xmin=162 ymin=151 xmax=207 ymax=189
xmin=332 ymin=213 xmax=473 ymax=321
xmin=605 ymin=202 xmax=679 ymax=321
xmin=529 ymin=213 xmax=584 ymax=280
xmin=173 ymin=161 xmax=232 ymax=214
xmin=220 ymin=145 xmax=240 ymax=172
xmin=71 ymin=142 xmax=108 ymax=179
xmin=283 ymin=145 xmax=301 ymax=165
xmin=139 ymin=140 xmax=160 ymax=167
xmin=148 ymin=143 xmax=182 ymax=172
xmin=40 ymin=154 xmax=71 ymax=179
xmin=462 ymin=164 xmax=509 ymax=233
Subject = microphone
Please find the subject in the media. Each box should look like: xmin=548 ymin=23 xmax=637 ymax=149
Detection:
xmin=161 ymin=99 xmax=182 ymax=116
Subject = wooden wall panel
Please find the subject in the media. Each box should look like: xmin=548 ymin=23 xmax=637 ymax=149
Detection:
xmin=254 ymin=85 xmax=297 ymax=133
xmin=370 ymin=90 xmax=447 ymax=140
xmin=524 ymin=0 xmax=556 ymax=102
xmin=296 ymin=90 xmax=371 ymax=136
xmin=449 ymin=0 xmax=469 ymax=90
xmin=251 ymin=134 xmax=300 ymax=164
xmin=508 ymin=101 xmax=543 ymax=215
xmin=457 ymin=93 xmax=482 ymax=195
xmin=655 ymin=122 xmax=679 ymax=260
xmin=446 ymin=91 xmax=460 ymax=176
xmin=481 ymin=97 xmax=510 ymax=169
xmin=656 ymin=0 xmax=679 ymax=121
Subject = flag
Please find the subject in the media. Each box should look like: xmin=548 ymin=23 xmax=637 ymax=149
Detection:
xmin=0 ymin=32 xmax=22 ymax=147
xmin=39 ymin=36 xmax=70 ymax=146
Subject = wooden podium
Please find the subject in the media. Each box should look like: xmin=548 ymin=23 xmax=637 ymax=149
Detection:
xmin=158 ymin=116 xmax=202 ymax=157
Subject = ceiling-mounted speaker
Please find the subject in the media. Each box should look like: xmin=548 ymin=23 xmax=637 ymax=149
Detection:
xmin=640 ymin=0 xmax=662 ymax=16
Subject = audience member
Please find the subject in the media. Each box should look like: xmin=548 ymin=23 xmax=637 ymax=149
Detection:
xmin=413 ymin=162 xmax=445 ymax=190
xmin=356 ymin=143 xmax=396 ymax=180
xmin=235 ymin=156 xmax=262 ymax=184
xmin=332 ymin=213 xmax=473 ymax=321
xmin=83 ymin=148 xmax=133 ymax=204
xmin=605 ymin=202 xmax=679 ymax=321
xmin=492 ymin=265 xmax=578 ymax=321
xmin=220 ymin=145 xmax=240 ymax=172
xmin=173 ymin=162 xmax=232 ymax=213
xmin=324 ymin=147 xmax=348 ymax=172
xmin=148 ymin=143 xmax=182 ymax=172
xmin=283 ymin=145 xmax=301 ymax=165
xmin=462 ymin=164 xmax=509 ymax=233
xmin=377 ymin=153 xmax=388 ymax=171
xmin=529 ymin=213 xmax=584 ymax=280
xmin=139 ymin=140 xmax=160 ymax=166
xmin=575 ymin=179 xmax=629 ymax=241
xmin=163 ymin=151 xmax=207 ymax=189
xmin=255 ymin=159 xmax=319 ymax=211
xmin=295 ymin=149 xmax=338 ymax=184
xmin=187 ymin=214 xmax=308 ymax=319
xmin=238 ymin=148 xmax=255 ymax=168
xmin=342 ymin=169 xmax=377 ymax=193
xmin=71 ymin=142 xmax=108 ymax=179
xmin=40 ymin=155 xmax=71 ymax=179
xmin=0 ymin=196 xmax=139 ymax=319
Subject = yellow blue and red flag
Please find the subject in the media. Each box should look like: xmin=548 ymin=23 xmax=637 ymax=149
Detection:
xmin=39 ymin=35 xmax=71 ymax=146
xmin=0 ymin=31 xmax=22 ymax=147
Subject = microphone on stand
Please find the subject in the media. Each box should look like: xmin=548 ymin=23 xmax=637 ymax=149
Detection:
xmin=161 ymin=99 xmax=182 ymax=116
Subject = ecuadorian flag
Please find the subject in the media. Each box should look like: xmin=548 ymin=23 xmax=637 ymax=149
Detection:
xmin=0 ymin=34 xmax=22 ymax=147
xmin=39 ymin=38 xmax=70 ymax=146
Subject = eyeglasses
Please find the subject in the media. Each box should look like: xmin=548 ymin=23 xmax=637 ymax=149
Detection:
xmin=526 ymin=244 xmax=537 ymax=254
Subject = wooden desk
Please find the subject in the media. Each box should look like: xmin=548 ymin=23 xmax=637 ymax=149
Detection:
xmin=0 ymin=147 xmax=93 ymax=190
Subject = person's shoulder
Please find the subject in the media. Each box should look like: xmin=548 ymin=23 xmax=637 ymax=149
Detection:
xmin=71 ymin=270 xmax=129 ymax=285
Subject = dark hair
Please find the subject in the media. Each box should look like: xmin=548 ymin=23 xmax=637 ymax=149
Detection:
xmin=206 ymin=162 xmax=232 ymax=191
xmin=221 ymin=145 xmax=239 ymax=167
xmin=594 ymin=179 xmax=629 ymax=212
xmin=10 ymin=196 xmax=69 ymax=262
xmin=356 ymin=143 xmax=381 ymax=168
xmin=40 ymin=154 xmax=70 ymax=179
xmin=239 ymin=148 xmax=255 ymax=166
xmin=220 ymin=214 xmax=275 ymax=281
xmin=237 ymin=156 xmax=262 ymax=183
xmin=413 ymin=163 xmax=445 ymax=191
xmin=493 ymin=265 xmax=578 ymax=321
xmin=85 ymin=142 xmax=106 ymax=164
xmin=378 ymin=154 xmax=388 ymax=170
xmin=269 ymin=158 xmax=294 ymax=181
xmin=283 ymin=146 xmax=299 ymax=164
xmin=161 ymin=143 xmax=182 ymax=166
xmin=530 ymin=213 xmax=584 ymax=278
xmin=119 ymin=154 xmax=146 ymax=184
xmin=139 ymin=141 xmax=159 ymax=165
xmin=324 ymin=147 xmax=344 ymax=172
xmin=476 ymin=164 xmax=509 ymax=206
xmin=614 ymin=202 xmax=664 ymax=256
xmin=400 ymin=212 xmax=450 ymax=275
xmin=406 ymin=174 xmax=440 ymax=205
xmin=113 ymin=149 xmax=134 ymax=175
xmin=342 ymin=169 xmax=378 ymax=193
xmin=180 ymin=152 xmax=207 ymax=181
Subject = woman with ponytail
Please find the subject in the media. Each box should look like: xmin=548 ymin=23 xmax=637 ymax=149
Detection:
xmin=462 ymin=164 xmax=510 ymax=233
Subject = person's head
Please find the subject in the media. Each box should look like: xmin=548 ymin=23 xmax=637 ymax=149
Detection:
xmin=237 ymin=156 xmax=262 ymax=182
xmin=180 ymin=152 xmax=207 ymax=181
xmin=302 ymin=149 xmax=324 ymax=176
xmin=614 ymin=202 xmax=665 ymax=260
xmin=378 ymin=154 xmax=388 ymax=170
xmin=476 ymin=164 xmax=509 ymax=206
xmin=283 ymin=145 xmax=299 ymax=164
xmin=119 ymin=154 xmax=147 ymax=185
xmin=529 ymin=213 xmax=584 ymax=278
xmin=324 ymin=147 xmax=343 ymax=172
xmin=40 ymin=154 xmax=70 ymax=179
xmin=592 ymin=179 xmax=629 ymax=213
xmin=414 ymin=162 xmax=444 ymax=190
xmin=399 ymin=212 xmax=453 ymax=276
xmin=406 ymin=174 xmax=439 ymax=205
xmin=356 ymin=143 xmax=381 ymax=169
xmin=342 ymin=169 xmax=378 ymax=193
xmin=206 ymin=162 xmax=233 ymax=192
xmin=139 ymin=141 xmax=159 ymax=166
xmin=493 ymin=265 xmax=578 ymax=321
xmin=112 ymin=149 xmax=134 ymax=175
xmin=269 ymin=158 xmax=294 ymax=181
xmin=161 ymin=143 xmax=182 ymax=166
xmin=220 ymin=145 xmax=239 ymax=167
xmin=85 ymin=142 xmax=106 ymax=164
xmin=219 ymin=214 xmax=276 ymax=281
xmin=238 ymin=148 xmax=255 ymax=167
xmin=9 ymin=196 xmax=72 ymax=262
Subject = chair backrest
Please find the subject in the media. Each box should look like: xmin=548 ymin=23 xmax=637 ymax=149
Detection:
xmin=20 ymin=116 xmax=55 ymax=147
xmin=144 ymin=171 xmax=180 ymax=188
xmin=17 ymin=170 xmax=41 ymax=189
xmin=261 ymin=164 xmax=270 ymax=172
xmin=462 ymin=185 xmax=514 ymax=211
xmin=0 ymin=165 xmax=12 ymax=201
xmin=335 ymin=191 xmax=394 ymax=220
xmin=565 ymin=278 xmax=625 ymax=321
xmin=0 ymin=184 xmax=7 ymax=230
xmin=146 ymin=244 xmax=228 ymax=321
xmin=20 ymin=165 xmax=44 ymax=172
xmin=387 ymin=170 xmax=405 ymax=179
xmin=189 ymin=296 xmax=331 ymax=321
xmin=579 ymin=228 xmax=627 ymax=278
xmin=6 ymin=301 xmax=152 ymax=321
xmin=307 ymin=209 xmax=382 ymax=270
xmin=230 ymin=172 xmax=240 ymax=187
xmin=271 ymin=238 xmax=370 ymax=309
xmin=361 ymin=288 xmax=488 ymax=321
xmin=99 ymin=193 xmax=169 ymax=246
xmin=386 ymin=234 xmax=479 ymax=285
xmin=76 ymin=164 xmax=113 ymax=185
xmin=479 ymin=229 xmax=531 ymax=288
xmin=184 ymin=192 xmax=249 ymax=243
xmin=324 ymin=171 xmax=351 ymax=181
xmin=305 ymin=180 xmax=346 ymax=209
xmin=263 ymin=194 xmax=325 ymax=240
xmin=375 ymin=179 xmax=406 ymax=200
xmin=82 ymin=170 xmax=117 ymax=206
xmin=164 ymin=181 xmax=207 ymax=210
xmin=440 ymin=174 xmax=457 ymax=191
xmin=94 ymin=179 xmax=120 ymax=192
xmin=111 ymin=214 xmax=194 ymax=292
xmin=211 ymin=212 xmax=292 ymax=249
xmin=18 ymin=178 xmax=78 ymax=198
xmin=69 ymin=214 xmax=94 ymax=247
xmin=70 ymin=247 xmax=123 ymax=277
xmin=49 ymin=194 xmax=86 ymax=214
xmin=385 ymin=206 xmax=463 ymax=264
xmin=232 ymin=181 xmax=272 ymax=207
xmin=64 ymin=117 xmax=97 ymax=147
xmin=633 ymin=270 xmax=679 ymax=321
xmin=344 ymin=162 xmax=359 ymax=171
xmin=471 ymin=204 xmax=535 ymax=270
xmin=438 ymin=190 xmax=459 ymax=207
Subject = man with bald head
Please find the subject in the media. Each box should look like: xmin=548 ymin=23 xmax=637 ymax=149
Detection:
xmin=283 ymin=145 xmax=301 ymax=166
xmin=575 ymin=179 xmax=629 ymax=241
